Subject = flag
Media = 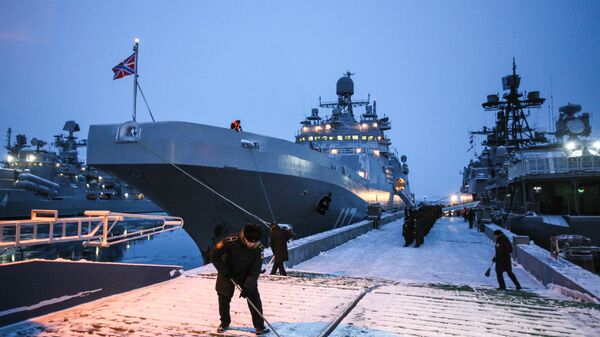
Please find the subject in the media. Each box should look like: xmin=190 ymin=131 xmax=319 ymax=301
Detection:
xmin=112 ymin=53 xmax=136 ymax=80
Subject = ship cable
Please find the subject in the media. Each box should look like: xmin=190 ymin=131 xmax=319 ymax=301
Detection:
xmin=137 ymin=83 xmax=156 ymax=122
xmin=136 ymin=140 xmax=271 ymax=228
xmin=248 ymin=149 xmax=277 ymax=224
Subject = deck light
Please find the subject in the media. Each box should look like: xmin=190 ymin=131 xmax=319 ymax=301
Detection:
xmin=356 ymin=148 xmax=362 ymax=153
xmin=315 ymin=126 xmax=322 ymax=132
xmin=6 ymin=155 xmax=14 ymax=163
xmin=26 ymin=154 xmax=36 ymax=162
xmin=331 ymin=148 xmax=339 ymax=155
xmin=325 ymin=124 xmax=331 ymax=131
xmin=565 ymin=141 xmax=577 ymax=151
xmin=302 ymin=127 xmax=308 ymax=133
xmin=358 ymin=170 xmax=366 ymax=178
xmin=373 ymin=149 xmax=380 ymax=156
xmin=373 ymin=123 xmax=378 ymax=128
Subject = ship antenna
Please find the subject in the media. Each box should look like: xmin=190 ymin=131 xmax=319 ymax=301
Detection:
xmin=5 ymin=128 xmax=12 ymax=151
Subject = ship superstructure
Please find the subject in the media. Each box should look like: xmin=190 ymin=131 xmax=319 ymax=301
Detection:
xmin=87 ymin=73 xmax=414 ymax=257
xmin=0 ymin=121 xmax=160 ymax=218
xmin=461 ymin=60 xmax=600 ymax=248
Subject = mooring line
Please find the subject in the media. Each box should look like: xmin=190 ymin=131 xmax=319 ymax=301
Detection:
xmin=136 ymin=140 xmax=270 ymax=228
xmin=317 ymin=285 xmax=381 ymax=337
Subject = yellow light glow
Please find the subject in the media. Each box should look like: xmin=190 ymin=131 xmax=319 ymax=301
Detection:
xmin=325 ymin=124 xmax=331 ymax=130
xmin=331 ymin=148 xmax=339 ymax=154
xmin=6 ymin=155 xmax=14 ymax=163
xmin=302 ymin=127 xmax=308 ymax=132
xmin=315 ymin=126 xmax=322 ymax=132
xmin=373 ymin=150 xmax=380 ymax=156
xmin=356 ymin=148 xmax=362 ymax=153
xmin=450 ymin=194 xmax=458 ymax=204
xmin=361 ymin=123 xmax=368 ymax=129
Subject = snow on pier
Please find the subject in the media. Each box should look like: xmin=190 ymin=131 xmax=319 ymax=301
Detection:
xmin=2 ymin=217 xmax=599 ymax=337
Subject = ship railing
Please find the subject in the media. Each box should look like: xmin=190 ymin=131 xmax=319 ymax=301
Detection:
xmin=0 ymin=209 xmax=183 ymax=249
xmin=508 ymin=156 xmax=600 ymax=180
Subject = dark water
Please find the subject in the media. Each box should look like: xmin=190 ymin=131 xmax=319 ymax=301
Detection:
xmin=0 ymin=220 xmax=204 ymax=270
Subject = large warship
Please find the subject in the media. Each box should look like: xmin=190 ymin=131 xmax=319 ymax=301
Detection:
xmin=0 ymin=121 xmax=160 ymax=219
xmin=87 ymin=73 xmax=414 ymax=256
xmin=461 ymin=59 xmax=600 ymax=249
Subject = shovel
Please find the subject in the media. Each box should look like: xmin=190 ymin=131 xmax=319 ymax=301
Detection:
xmin=484 ymin=261 xmax=494 ymax=277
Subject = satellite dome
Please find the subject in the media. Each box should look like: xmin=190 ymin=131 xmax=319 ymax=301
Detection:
xmin=336 ymin=73 xmax=354 ymax=96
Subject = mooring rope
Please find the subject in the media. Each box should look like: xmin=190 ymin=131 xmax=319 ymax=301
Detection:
xmin=248 ymin=149 xmax=276 ymax=224
xmin=136 ymin=140 xmax=270 ymax=228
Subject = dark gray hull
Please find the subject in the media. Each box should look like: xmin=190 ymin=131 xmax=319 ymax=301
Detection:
xmin=94 ymin=163 xmax=367 ymax=256
xmin=0 ymin=192 xmax=160 ymax=219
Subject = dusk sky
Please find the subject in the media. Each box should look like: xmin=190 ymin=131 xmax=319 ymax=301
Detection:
xmin=1 ymin=1 xmax=599 ymax=200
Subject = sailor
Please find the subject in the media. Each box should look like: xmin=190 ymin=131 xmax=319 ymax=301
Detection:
xmin=492 ymin=229 xmax=522 ymax=291
xmin=230 ymin=119 xmax=243 ymax=132
xmin=269 ymin=223 xmax=293 ymax=276
xmin=402 ymin=212 xmax=415 ymax=247
xmin=467 ymin=208 xmax=475 ymax=229
xmin=211 ymin=223 xmax=270 ymax=335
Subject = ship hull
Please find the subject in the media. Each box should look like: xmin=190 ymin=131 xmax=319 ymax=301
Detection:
xmin=93 ymin=163 xmax=367 ymax=256
xmin=88 ymin=121 xmax=405 ymax=256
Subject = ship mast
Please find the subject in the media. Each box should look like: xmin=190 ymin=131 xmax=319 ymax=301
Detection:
xmin=479 ymin=58 xmax=546 ymax=149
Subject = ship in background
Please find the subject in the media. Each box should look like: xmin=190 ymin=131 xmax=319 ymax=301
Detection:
xmin=0 ymin=121 xmax=161 ymax=219
xmin=87 ymin=73 xmax=415 ymax=257
xmin=461 ymin=59 xmax=600 ymax=252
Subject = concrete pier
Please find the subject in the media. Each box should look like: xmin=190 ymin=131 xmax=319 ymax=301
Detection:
xmin=1 ymin=216 xmax=599 ymax=337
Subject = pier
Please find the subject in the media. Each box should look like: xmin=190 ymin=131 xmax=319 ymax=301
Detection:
xmin=1 ymin=216 xmax=599 ymax=336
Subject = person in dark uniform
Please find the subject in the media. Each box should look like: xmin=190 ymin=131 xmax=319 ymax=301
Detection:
xmin=230 ymin=119 xmax=242 ymax=132
xmin=402 ymin=213 xmax=415 ymax=247
xmin=211 ymin=223 xmax=270 ymax=335
xmin=493 ymin=229 xmax=522 ymax=291
xmin=467 ymin=208 xmax=475 ymax=229
xmin=413 ymin=210 xmax=425 ymax=248
xmin=269 ymin=223 xmax=293 ymax=276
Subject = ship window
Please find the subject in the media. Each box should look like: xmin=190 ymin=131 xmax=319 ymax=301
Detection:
xmin=368 ymin=136 xmax=373 ymax=140
xmin=352 ymin=135 xmax=359 ymax=140
xmin=337 ymin=135 xmax=343 ymax=141
xmin=329 ymin=136 xmax=334 ymax=140
xmin=361 ymin=136 xmax=367 ymax=140
xmin=308 ymin=136 xmax=314 ymax=141
xmin=344 ymin=135 xmax=351 ymax=140
xmin=322 ymin=136 xmax=328 ymax=140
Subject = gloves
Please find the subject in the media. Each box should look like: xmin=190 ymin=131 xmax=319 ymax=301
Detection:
xmin=239 ymin=287 xmax=248 ymax=298
xmin=492 ymin=257 xmax=496 ymax=263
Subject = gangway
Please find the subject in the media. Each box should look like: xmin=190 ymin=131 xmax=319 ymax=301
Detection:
xmin=0 ymin=209 xmax=183 ymax=249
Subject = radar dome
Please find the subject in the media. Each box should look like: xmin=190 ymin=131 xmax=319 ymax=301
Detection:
xmin=336 ymin=75 xmax=354 ymax=96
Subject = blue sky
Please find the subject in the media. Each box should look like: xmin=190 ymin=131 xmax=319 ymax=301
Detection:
xmin=1 ymin=0 xmax=599 ymax=199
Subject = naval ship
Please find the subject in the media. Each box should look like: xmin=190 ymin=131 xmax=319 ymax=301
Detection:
xmin=0 ymin=121 xmax=160 ymax=219
xmin=87 ymin=73 xmax=415 ymax=256
xmin=461 ymin=59 xmax=600 ymax=249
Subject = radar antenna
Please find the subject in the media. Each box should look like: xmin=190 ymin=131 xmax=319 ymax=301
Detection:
xmin=480 ymin=58 xmax=546 ymax=149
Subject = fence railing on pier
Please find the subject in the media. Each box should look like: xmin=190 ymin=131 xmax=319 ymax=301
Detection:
xmin=508 ymin=156 xmax=600 ymax=180
xmin=0 ymin=209 xmax=183 ymax=249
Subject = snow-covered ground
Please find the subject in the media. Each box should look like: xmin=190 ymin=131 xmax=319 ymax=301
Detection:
xmin=295 ymin=216 xmax=542 ymax=290
xmin=2 ymin=216 xmax=599 ymax=337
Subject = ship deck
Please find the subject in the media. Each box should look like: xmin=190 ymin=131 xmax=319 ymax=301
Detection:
xmin=2 ymin=218 xmax=599 ymax=337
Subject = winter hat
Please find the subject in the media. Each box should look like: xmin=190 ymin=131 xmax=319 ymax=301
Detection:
xmin=243 ymin=224 xmax=263 ymax=242
xmin=493 ymin=229 xmax=503 ymax=236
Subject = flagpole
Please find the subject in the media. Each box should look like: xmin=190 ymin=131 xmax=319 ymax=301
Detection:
xmin=132 ymin=38 xmax=140 ymax=122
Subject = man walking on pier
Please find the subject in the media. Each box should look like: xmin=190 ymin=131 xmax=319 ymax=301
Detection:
xmin=211 ymin=224 xmax=270 ymax=335
xmin=269 ymin=223 xmax=293 ymax=276
xmin=493 ymin=229 xmax=522 ymax=291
